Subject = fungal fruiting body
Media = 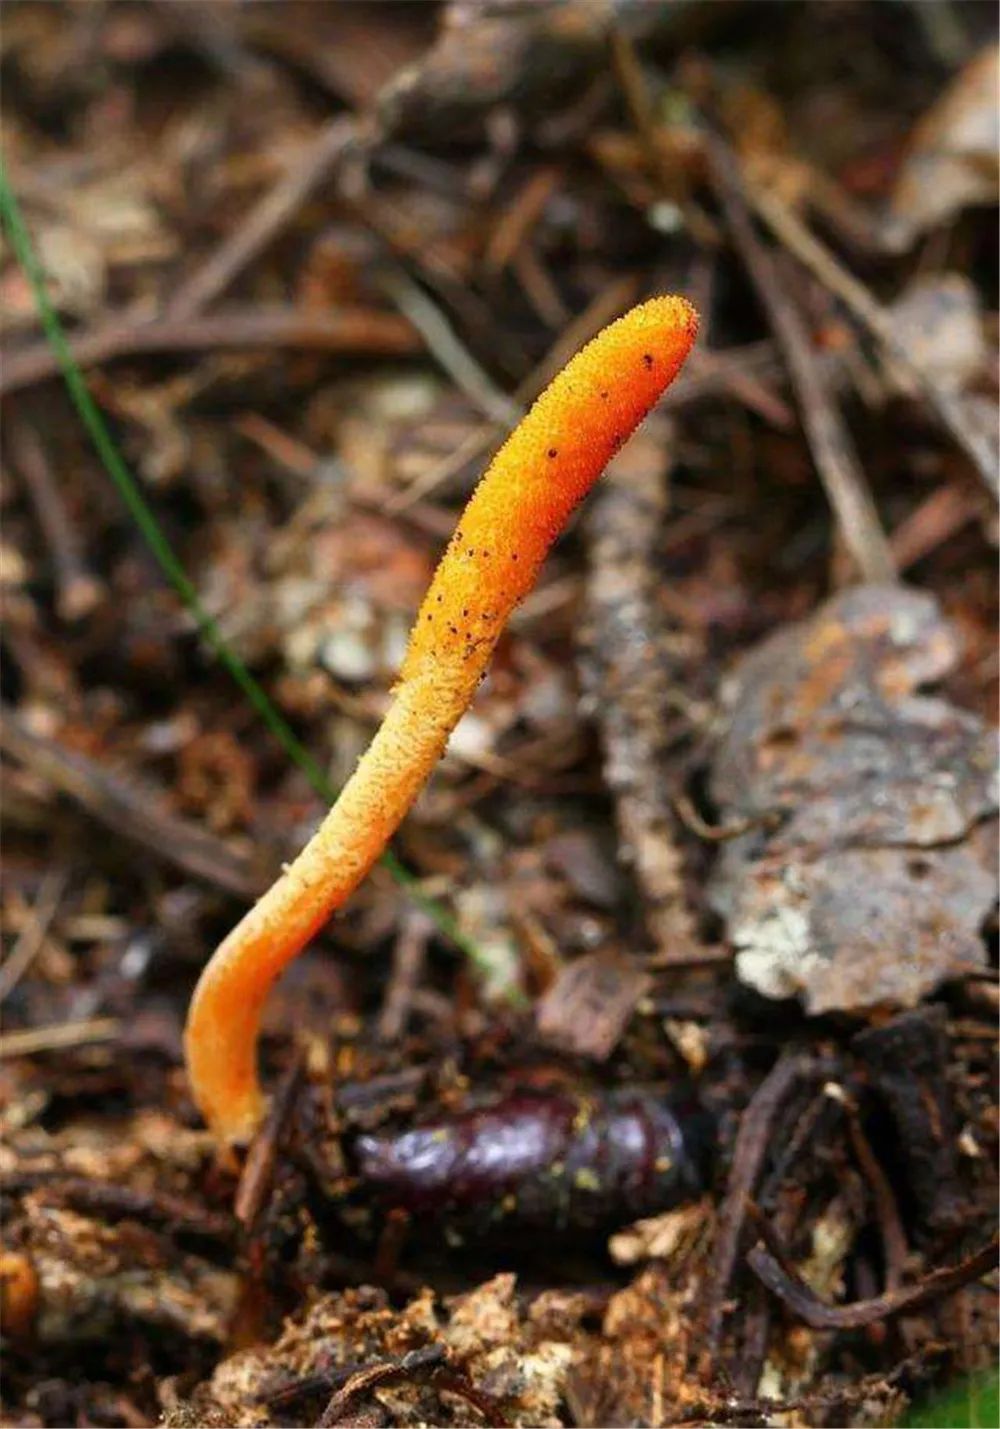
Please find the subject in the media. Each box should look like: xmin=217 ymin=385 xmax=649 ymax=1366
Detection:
xmin=184 ymin=295 xmax=699 ymax=1143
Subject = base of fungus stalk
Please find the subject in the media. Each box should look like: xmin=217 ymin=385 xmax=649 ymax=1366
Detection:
xmin=183 ymin=971 xmax=268 ymax=1144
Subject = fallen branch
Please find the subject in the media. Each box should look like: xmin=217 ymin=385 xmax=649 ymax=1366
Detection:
xmin=580 ymin=424 xmax=702 ymax=960
xmin=0 ymin=305 xmax=419 ymax=396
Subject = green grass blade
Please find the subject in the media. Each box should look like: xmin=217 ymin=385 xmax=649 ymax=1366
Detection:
xmin=901 ymin=1371 xmax=1000 ymax=1428
xmin=0 ymin=163 xmax=489 ymax=973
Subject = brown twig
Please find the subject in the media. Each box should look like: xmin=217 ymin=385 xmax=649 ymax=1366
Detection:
xmin=0 ymin=707 xmax=262 ymax=899
xmin=376 ymin=911 xmax=432 ymax=1043
xmin=6 ymin=420 xmax=103 ymax=619
xmin=0 ymin=1017 xmax=119 ymax=1057
xmin=510 ymin=275 xmax=644 ymax=410
xmin=381 ymin=266 xmax=519 ymax=425
xmin=234 ymin=1054 xmax=305 ymax=1230
xmin=757 ymin=1086 xmax=837 ymax=1209
xmin=0 ymin=866 xmax=68 ymax=1005
xmin=661 ymin=340 xmax=784 ymax=413
xmin=431 ymin=1370 xmax=511 ymax=1428
xmin=167 ymin=117 xmax=356 ymax=318
xmin=384 ymin=276 xmax=639 ymax=514
xmin=746 ymin=180 xmax=999 ymax=497
xmin=511 ymin=242 xmax=570 ymax=329
xmin=6 ymin=1172 xmax=235 ymax=1243
xmin=845 ymin=1101 xmax=909 ymax=1292
xmin=608 ymin=21 xmax=720 ymax=248
xmin=708 ymin=134 xmax=896 ymax=584
xmin=484 ymin=165 xmax=562 ymax=274
xmin=0 ymin=305 xmax=420 ymax=397
xmin=682 ymin=346 xmax=794 ymax=430
xmin=384 ymin=329 xmax=782 ymax=517
xmin=673 ymin=793 xmax=772 ymax=843
xmin=746 ymin=1204 xmax=998 ymax=1329
xmin=889 ymin=480 xmax=982 ymax=571
xmin=317 ymin=1346 xmax=447 ymax=1428
xmin=703 ymin=1053 xmax=826 ymax=1360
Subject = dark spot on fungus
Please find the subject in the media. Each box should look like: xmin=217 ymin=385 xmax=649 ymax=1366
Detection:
xmin=184 ymin=295 xmax=701 ymax=1146
xmin=511 ymin=553 xmax=519 ymax=562
xmin=642 ymin=353 xmax=654 ymax=370
xmin=547 ymin=448 xmax=558 ymax=459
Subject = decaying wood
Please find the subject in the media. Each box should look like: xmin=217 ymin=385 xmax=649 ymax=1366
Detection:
xmin=708 ymin=586 xmax=998 ymax=1013
xmin=579 ymin=426 xmax=702 ymax=961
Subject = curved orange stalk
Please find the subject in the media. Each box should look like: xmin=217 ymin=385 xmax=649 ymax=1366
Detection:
xmin=184 ymin=295 xmax=698 ymax=1143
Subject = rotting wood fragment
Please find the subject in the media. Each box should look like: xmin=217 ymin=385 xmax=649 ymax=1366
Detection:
xmin=165 ymin=1274 xmax=571 ymax=1428
xmin=708 ymin=585 xmax=999 ymax=1013
xmin=578 ymin=427 xmax=703 ymax=962
xmin=535 ymin=947 xmax=650 ymax=1060
xmin=852 ymin=1007 xmax=966 ymax=1236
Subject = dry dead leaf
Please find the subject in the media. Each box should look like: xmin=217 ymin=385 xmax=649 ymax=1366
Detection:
xmin=887 ymin=272 xmax=988 ymax=392
xmin=536 ymin=948 xmax=650 ymax=1060
xmin=890 ymin=44 xmax=1000 ymax=238
xmin=608 ymin=1197 xmax=711 ymax=1267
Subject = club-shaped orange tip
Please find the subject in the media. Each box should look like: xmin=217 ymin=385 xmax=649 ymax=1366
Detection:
xmin=184 ymin=295 xmax=699 ymax=1143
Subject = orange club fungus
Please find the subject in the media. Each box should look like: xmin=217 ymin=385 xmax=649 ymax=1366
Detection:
xmin=184 ymin=295 xmax=699 ymax=1143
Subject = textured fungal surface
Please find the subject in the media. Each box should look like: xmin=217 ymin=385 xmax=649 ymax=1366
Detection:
xmin=185 ymin=297 xmax=699 ymax=1142
xmin=402 ymin=297 xmax=699 ymax=687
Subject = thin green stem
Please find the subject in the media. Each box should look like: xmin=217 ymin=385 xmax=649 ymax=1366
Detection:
xmin=0 ymin=163 xmax=490 ymax=973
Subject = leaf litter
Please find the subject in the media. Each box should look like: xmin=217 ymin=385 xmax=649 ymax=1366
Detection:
xmin=1 ymin=2 xmax=997 ymax=1425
